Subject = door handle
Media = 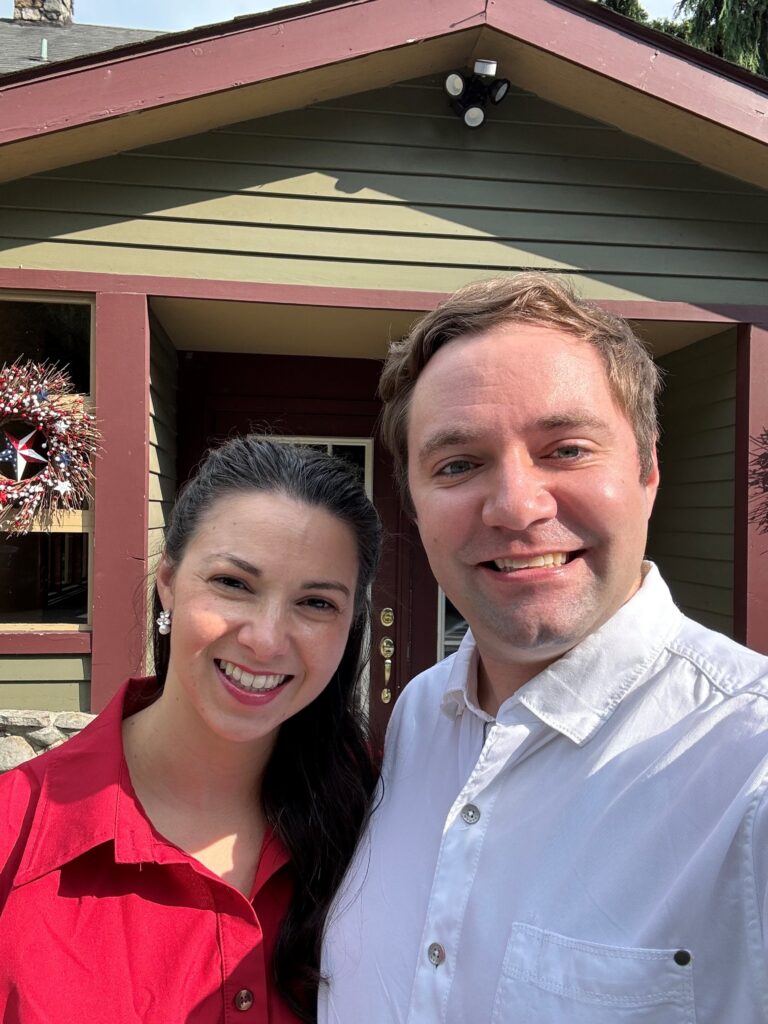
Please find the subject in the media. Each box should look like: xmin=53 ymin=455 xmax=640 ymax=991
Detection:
xmin=380 ymin=636 xmax=394 ymax=703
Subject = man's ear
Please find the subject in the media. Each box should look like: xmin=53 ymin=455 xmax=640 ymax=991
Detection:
xmin=644 ymin=442 xmax=660 ymax=517
xmin=155 ymin=556 xmax=175 ymax=611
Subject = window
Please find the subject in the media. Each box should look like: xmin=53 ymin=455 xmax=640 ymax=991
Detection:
xmin=0 ymin=297 xmax=93 ymax=636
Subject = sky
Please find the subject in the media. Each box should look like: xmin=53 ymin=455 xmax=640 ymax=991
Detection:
xmin=0 ymin=0 xmax=679 ymax=31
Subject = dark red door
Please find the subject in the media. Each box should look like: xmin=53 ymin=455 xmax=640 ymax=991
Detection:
xmin=177 ymin=351 xmax=436 ymax=739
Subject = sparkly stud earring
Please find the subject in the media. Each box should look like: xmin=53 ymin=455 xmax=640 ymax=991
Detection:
xmin=156 ymin=609 xmax=172 ymax=635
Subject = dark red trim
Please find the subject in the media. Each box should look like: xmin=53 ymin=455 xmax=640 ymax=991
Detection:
xmin=0 ymin=632 xmax=92 ymax=655
xmin=0 ymin=0 xmax=480 ymax=147
xmin=90 ymin=293 xmax=150 ymax=712
xmin=1 ymin=268 xmax=767 ymax=324
xmin=734 ymin=324 xmax=768 ymax=655
xmin=0 ymin=0 xmax=766 ymax=153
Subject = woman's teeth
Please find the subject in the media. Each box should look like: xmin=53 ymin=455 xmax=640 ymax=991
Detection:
xmin=217 ymin=660 xmax=289 ymax=691
xmin=493 ymin=552 xmax=569 ymax=571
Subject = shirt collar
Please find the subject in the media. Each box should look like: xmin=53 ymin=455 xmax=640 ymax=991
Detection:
xmin=15 ymin=678 xmax=164 ymax=886
xmin=15 ymin=678 xmax=291 ymax=887
xmin=441 ymin=563 xmax=683 ymax=745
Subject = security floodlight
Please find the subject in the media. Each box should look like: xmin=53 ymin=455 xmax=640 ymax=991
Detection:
xmin=444 ymin=60 xmax=509 ymax=128
xmin=445 ymin=72 xmax=465 ymax=98
xmin=490 ymin=78 xmax=510 ymax=104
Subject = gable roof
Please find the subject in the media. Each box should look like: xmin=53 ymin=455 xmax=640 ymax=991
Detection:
xmin=0 ymin=17 xmax=163 ymax=76
xmin=0 ymin=0 xmax=766 ymax=190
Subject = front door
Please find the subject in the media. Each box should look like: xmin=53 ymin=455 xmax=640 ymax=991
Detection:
xmin=177 ymin=351 xmax=437 ymax=738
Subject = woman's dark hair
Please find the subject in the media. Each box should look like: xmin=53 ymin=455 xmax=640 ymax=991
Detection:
xmin=151 ymin=436 xmax=381 ymax=1020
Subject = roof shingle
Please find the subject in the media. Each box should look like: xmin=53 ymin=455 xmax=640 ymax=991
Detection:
xmin=0 ymin=17 xmax=163 ymax=75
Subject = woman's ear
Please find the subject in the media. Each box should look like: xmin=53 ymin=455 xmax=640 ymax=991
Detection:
xmin=156 ymin=556 xmax=175 ymax=611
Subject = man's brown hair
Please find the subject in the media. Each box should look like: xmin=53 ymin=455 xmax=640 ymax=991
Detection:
xmin=379 ymin=273 xmax=662 ymax=506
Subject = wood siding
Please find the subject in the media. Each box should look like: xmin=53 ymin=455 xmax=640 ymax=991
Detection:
xmin=0 ymin=656 xmax=91 ymax=711
xmin=648 ymin=330 xmax=737 ymax=635
xmin=148 ymin=317 xmax=177 ymax=566
xmin=0 ymin=78 xmax=766 ymax=301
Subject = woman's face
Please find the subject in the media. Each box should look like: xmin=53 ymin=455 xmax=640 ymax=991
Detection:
xmin=156 ymin=490 xmax=360 ymax=749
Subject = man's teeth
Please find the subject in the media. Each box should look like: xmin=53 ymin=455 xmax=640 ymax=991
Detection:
xmin=493 ymin=552 xmax=569 ymax=571
xmin=218 ymin=660 xmax=288 ymax=691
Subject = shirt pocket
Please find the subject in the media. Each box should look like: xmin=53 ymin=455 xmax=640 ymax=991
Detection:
xmin=491 ymin=924 xmax=696 ymax=1024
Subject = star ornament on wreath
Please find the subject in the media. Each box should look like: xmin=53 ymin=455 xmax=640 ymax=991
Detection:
xmin=0 ymin=361 xmax=99 ymax=534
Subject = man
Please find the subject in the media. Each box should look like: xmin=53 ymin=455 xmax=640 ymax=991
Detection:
xmin=319 ymin=274 xmax=768 ymax=1023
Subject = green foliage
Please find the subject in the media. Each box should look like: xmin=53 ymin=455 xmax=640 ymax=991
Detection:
xmin=675 ymin=0 xmax=768 ymax=75
xmin=599 ymin=0 xmax=649 ymax=19
xmin=595 ymin=0 xmax=766 ymax=75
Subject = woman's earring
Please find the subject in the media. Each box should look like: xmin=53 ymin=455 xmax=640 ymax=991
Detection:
xmin=157 ymin=609 xmax=172 ymax=635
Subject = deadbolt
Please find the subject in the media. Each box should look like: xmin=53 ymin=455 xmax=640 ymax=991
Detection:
xmin=380 ymin=637 xmax=395 ymax=658
xmin=380 ymin=607 xmax=395 ymax=627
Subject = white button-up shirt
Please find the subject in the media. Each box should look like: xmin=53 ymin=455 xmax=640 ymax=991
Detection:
xmin=320 ymin=566 xmax=768 ymax=1024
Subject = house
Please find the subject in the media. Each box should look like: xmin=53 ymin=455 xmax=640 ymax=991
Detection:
xmin=0 ymin=0 xmax=766 ymax=730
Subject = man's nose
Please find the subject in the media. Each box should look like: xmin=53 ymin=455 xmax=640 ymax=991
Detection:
xmin=236 ymin=606 xmax=291 ymax=660
xmin=481 ymin=457 xmax=557 ymax=531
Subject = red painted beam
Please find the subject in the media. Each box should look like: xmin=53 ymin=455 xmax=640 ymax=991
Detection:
xmin=0 ymin=0 xmax=480 ymax=148
xmin=91 ymin=293 xmax=150 ymax=711
xmin=487 ymin=0 xmax=768 ymax=141
xmin=734 ymin=324 xmax=768 ymax=655
xmin=1 ymin=268 xmax=767 ymax=325
xmin=0 ymin=632 xmax=92 ymax=655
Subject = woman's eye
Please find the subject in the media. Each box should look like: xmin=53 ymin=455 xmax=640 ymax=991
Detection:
xmin=212 ymin=575 xmax=248 ymax=590
xmin=301 ymin=596 xmax=338 ymax=612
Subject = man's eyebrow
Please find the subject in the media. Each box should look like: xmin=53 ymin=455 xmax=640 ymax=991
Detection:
xmin=202 ymin=555 xmax=350 ymax=597
xmin=416 ymin=429 xmax=480 ymax=463
xmin=535 ymin=413 xmax=611 ymax=432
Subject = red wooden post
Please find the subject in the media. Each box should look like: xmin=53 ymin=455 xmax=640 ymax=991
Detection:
xmin=734 ymin=324 xmax=768 ymax=654
xmin=91 ymin=293 xmax=150 ymax=711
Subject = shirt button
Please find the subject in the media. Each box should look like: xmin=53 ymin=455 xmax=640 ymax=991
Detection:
xmin=674 ymin=950 xmax=692 ymax=966
xmin=427 ymin=942 xmax=446 ymax=966
xmin=461 ymin=803 xmax=481 ymax=824
xmin=234 ymin=989 xmax=254 ymax=1011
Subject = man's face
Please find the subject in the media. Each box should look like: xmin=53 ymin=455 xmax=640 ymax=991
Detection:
xmin=407 ymin=323 xmax=659 ymax=676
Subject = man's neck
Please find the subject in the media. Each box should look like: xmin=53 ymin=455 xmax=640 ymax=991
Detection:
xmin=476 ymin=652 xmax=558 ymax=717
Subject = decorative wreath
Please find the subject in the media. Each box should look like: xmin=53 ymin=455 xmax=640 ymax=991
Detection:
xmin=0 ymin=360 xmax=99 ymax=534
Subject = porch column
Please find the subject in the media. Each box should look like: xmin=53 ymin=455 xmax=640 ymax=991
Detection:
xmin=91 ymin=293 xmax=150 ymax=710
xmin=734 ymin=324 xmax=768 ymax=654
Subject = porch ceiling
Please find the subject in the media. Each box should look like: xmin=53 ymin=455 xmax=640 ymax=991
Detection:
xmin=150 ymin=296 xmax=734 ymax=360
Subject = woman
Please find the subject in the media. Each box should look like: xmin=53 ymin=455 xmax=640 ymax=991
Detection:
xmin=0 ymin=437 xmax=381 ymax=1023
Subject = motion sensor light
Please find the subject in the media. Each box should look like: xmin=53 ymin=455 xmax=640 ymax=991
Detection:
xmin=445 ymin=72 xmax=465 ymax=98
xmin=444 ymin=60 xmax=509 ymax=128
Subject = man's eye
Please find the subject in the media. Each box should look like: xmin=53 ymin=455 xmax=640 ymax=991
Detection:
xmin=437 ymin=460 xmax=475 ymax=477
xmin=550 ymin=445 xmax=586 ymax=460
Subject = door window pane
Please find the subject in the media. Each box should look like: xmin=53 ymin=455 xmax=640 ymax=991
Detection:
xmin=439 ymin=592 xmax=469 ymax=660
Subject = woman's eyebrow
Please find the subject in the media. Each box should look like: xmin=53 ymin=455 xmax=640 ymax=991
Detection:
xmin=203 ymin=555 xmax=351 ymax=598
xmin=301 ymin=580 xmax=351 ymax=597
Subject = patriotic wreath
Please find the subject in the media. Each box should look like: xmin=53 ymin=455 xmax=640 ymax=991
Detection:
xmin=0 ymin=361 xmax=99 ymax=534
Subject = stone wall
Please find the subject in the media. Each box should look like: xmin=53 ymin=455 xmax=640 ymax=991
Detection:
xmin=0 ymin=709 xmax=94 ymax=772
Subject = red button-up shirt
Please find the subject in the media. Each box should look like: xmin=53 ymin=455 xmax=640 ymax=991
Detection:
xmin=0 ymin=679 xmax=301 ymax=1024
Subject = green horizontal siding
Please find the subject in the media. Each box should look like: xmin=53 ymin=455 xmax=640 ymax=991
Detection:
xmin=0 ymin=77 xmax=765 ymax=300
xmin=648 ymin=330 xmax=737 ymax=636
